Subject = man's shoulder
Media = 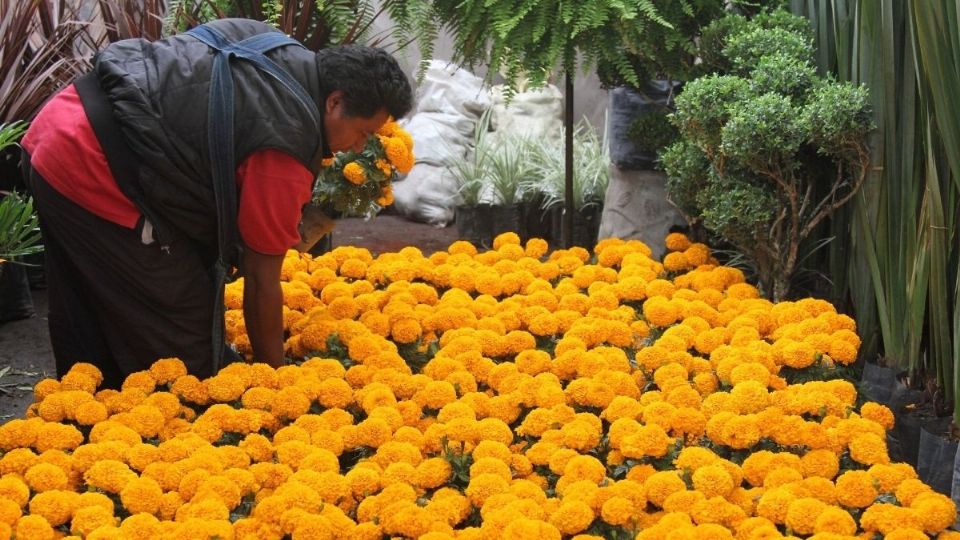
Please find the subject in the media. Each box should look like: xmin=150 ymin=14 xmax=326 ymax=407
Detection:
xmin=204 ymin=18 xmax=282 ymax=41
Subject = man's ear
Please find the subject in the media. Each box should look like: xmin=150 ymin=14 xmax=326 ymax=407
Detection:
xmin=325 ymin=90 xmax=345 ymax=114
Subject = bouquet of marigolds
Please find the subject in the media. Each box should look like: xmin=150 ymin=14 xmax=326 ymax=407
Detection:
xmin=312 ymin=119 xmax=414 ymax=218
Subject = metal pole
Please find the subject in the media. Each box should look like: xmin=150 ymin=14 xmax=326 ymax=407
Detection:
xmin=563 ymin=71 xmax=574 ymax=248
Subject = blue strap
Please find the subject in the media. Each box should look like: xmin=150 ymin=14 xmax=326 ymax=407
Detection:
xmin=190 ymin=27 xmax=321 ymax=126
xmin=184 ymin=23 xmax=321 ymax=371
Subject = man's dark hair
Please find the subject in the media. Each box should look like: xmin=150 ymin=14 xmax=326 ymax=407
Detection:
xmin=316 ymin=45 xmax=413 ymax=120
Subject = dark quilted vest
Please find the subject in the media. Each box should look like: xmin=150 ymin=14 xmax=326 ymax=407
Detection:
xmin=93 ymin=18 xmax=323 ymax=254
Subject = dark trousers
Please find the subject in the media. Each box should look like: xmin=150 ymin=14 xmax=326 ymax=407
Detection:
xmin=25 ymin=161 xmax=218 ymax=389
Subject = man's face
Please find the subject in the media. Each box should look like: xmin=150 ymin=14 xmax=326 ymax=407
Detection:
xmin=323 ymin=90 xmax=390 ymax=154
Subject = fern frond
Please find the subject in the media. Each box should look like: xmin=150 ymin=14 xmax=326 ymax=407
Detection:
xmin=637 ymin=0 xmax=672 ymax=29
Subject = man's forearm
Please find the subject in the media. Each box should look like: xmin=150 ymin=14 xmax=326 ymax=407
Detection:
xmin=243 ymin=275 xmax=285 ymax=367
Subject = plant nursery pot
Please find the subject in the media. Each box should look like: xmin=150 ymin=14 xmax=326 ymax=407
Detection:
xmin=889 ymin=383 xmax=926 ymax=467
xmin=572 ymin=204 xmax=603 ymax=252
xmin=307 ymin=234 xmax=333 ymax=257
xmin=490 ymin=203 xmax=523 ymax=241
xmin=547 ymin=204 xmax=603 ymax=250
xmin=951 ymin=442 xmax=960 ymax=518
xmin=859 ymin=362 xmax=897 ymax=406
xmin=522 ymin=198 xmax=553 ymax=243
xmin=0 ymin=262 xmax=34 ymax=323
xmin=456 ymin=204 xmax=493 ymax=250
xmin=917 ymin=416 xmax=958 ymax=495
xmin=548 ymin=204 xmax=564 ymax=245
xmin=608 ymin=81 xmax=683 ymax=170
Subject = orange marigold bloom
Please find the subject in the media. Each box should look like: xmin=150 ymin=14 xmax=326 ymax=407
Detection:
xmin=549 ymin=500 xmax=594 ymax=535
xmin=780 ymin=340 xmax=818 ymax=369
xmin=24 ymin=462 xmax=68 ymax=492
xmin=911 ymin=492 xmax=958 ymax=533
xmin=149 ymin=358 xmax=188 ymax=384
xmin=342 ymin=161 xmax=366 ymax=185
xmin=71 ymin=504 xmax=118 ymax=537
xmin=644 ymin=471 xmax=687 ymax=508
xmin=120 ymin=477 xmax=163 ymax=515
xmin=384 ymin=136 xmax=414 ymax=173
xmin=784 ymin=497 xmax=827 ymax=535
xmin=26 ymin=490 xmax=77 ymax=527
xmin=692 ymin=464 xmax=735 ymax=499
xmin=665 ymin=233 xmax=692 ymax=252
xmin=860 ymin=401 xmax=895 ymax=430
xmin=813 ymin=505 xmax=857 ymax=535
xmin=15 ymin=515 xmax=56 ymax=540
xmin=756 ymin=487 xmax=796 ymax=524
xmin=0 ymin=498 xmax=21 ymax=526
xmin=465 ymin=473 xmax=510 ymax=507
xmin=33 ymin=378 xmax=61 ymax=402
xmin=835 ymin=470 xmax=879 ymax=508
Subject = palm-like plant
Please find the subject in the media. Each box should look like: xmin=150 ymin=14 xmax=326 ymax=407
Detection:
xmin=446 ymin=110 xmax=493 ymax=207
xmin=485 ymin=136 xmax=530 ymax=206
xmin=0 ymin=0 xmax=95 ymax=123
xmin=522 ymin=119 xmax=609 ymax=212
xmin=96 ymin=0 xmax=169 ymax=42
xmin=0 ymin=121 xmax=42 ymax=271
xmin=794 ymin=1 xmax=960 ymax=423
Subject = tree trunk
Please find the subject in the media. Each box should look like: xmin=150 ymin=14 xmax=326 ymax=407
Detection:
xmin=772 ymin=275 xmax=790 ymax=303
xmin=563 ymin=72 xmax=574 ymax=248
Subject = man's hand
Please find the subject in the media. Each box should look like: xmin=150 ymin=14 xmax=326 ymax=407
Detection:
xmin=241 ymin=248 xmax=285 ymax=368
xmin=294 ymin=204 xmax=336 ymax=252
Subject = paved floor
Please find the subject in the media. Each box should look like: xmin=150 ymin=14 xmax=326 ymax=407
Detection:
xmin=0 ymin=215 xmax=458 ymax=421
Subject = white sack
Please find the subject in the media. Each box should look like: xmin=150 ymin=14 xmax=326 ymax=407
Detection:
xmin=394 ymin=61 xmax=491 ymax=226
xmin=488 ymin=83 xmax=563 ymax=144
xmin=392 ymin=162 xmax=458 ymax=226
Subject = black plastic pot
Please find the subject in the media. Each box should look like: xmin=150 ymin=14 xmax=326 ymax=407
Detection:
xmin=548 ymin=204 xmax=603 ymax=251
xmin=951 ymin=443 xmax=960 ymax=514
xmin=572 ymin=204 xmax=603 ymax=252
xmin=456 ymin=204 xmax=493 ymax=250
xmin=522 ymin=197 xmax=553 ymax=244
xmin=860 ymin=362 xmax=897 ymax=406
xmin=307 ymin=234 xmax=333 ymax=257
xmin=548 ymin=204 xmax=564 ymax=245
xmin=608 ymin=81 xmax=684 ymax=170
xmin=889 ymin=383 xmax=926 ymax=466
xmin=0 ymin=262 xmax=34 ymax=323
xmin=490 ymin=203 xmax=523 ymax=241
xmin=917 ymin=417 xmax=958 ymax=495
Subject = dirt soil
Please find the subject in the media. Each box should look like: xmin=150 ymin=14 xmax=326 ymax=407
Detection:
xmin=0 ymin=215 xmax=458 ymax=422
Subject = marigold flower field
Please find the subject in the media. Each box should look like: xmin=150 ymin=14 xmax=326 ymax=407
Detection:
xmin=0 ymin=233 xmax=956 ymax=539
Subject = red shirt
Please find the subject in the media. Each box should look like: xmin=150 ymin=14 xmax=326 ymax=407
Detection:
xmin=22 ymin=84 xmax=314 ymax=256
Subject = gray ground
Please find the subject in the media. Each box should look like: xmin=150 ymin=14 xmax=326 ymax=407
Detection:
xmin=0 ymin=215 xmax=458 ymax=423
xmin=0 ymin=288 xmax=53 ymax=421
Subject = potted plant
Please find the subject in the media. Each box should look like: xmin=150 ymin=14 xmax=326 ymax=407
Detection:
xmin=0 ymin=122 xmax=43 ymax=283
xmin=522 ymin=118 xmax=610 ymax=251
xmin=447 ymin=111 xmax=494 ymax=249
xmin=485 ymin=134 xmax=531 ymax=240
xmin=660 ymin=10 xmax=872 ymax=302
xmin=595 ymin=0 xmax=726 ymax=170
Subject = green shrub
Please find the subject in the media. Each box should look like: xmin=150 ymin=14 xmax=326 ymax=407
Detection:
xmin=662 ymin=10 xmax=872 ymax=300
xmin=626 ymin=109 xmax=679 ymax=156
xmin=724 ymin=27 xmax=814 ymax=73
